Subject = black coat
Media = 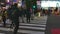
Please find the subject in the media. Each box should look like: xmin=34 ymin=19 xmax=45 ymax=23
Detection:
xmin=25 ymin=9 xmax=31 ymax=17
xmin=19 ymin=10 xmax=25 ymax=17
xmin=7 ymin=6 xmax=20 ymax=20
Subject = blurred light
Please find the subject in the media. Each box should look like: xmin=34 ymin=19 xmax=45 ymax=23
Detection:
xmin=18 ymin=4 xmax=21 ymax=6
xmin=37 ymin=1 xmax=40 ymax=5
xmin=6 ymin=5 xmax=9 ymax=9
xmin=6 ymin=0 xmax=10 ymax=3
xmin=13 ymin=0 xmax=18 ymax=3
xmin=33 ymin=6 xmax=36 ymax=8
xmin=1 ymin=3 xmax=4 ymax=5
xmin=18 ymin=0 xmax=22 ymax=7
xmin=2 ymin=7 xmax=6 ymax=9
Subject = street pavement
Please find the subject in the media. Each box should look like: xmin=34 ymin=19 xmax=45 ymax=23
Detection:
xmin=45 ymin=15 xmax=60 ymax=34
xmin=0 ymin=16 xmax=48 ymax=34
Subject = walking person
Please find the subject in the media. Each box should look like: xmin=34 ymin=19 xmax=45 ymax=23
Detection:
xmin=19 ymin=7 xmax=25 ymax=23
xmin=25 ymin=8 xmax=31 ymax=23
xmin=2 ymin=7 xmax=6 ymax=27
xmin=30 ymin=8 xmax=34 ymax=20
xmin=7 ymin=5 xmax=15 ymax=28
xmin=11 ymin=3 xmax=20 ymax=34
xmin=48 ymin=9 xmax=51 ymax=16
xmin=0 ymin=7 xmax=3 ymax=23
xmin=42 ymin=9 xmax=45 ymax=16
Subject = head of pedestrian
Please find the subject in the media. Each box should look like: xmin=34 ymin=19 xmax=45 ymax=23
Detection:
xmin=14 ymin=3 xmax=18 ymax=7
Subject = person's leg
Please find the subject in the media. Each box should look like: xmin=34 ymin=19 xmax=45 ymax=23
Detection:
xmin=28 ymin=16 xmax=31 ymax=23
xmin=31 ymin=14 xmax=34 ymax=20
xmin=26 ymin=17 xmax=29 ymax=23
xmin=13 ymin=22 xmax=19 ymax=34
xmin=13 ymin=19 xmax=19 ymax=34
xmin=3 ymin=18 xmax=6 ymax=27
xmin=9 ymin=18 xmax=15 ymax=28
xmin=22 ymin=16 xmax=24 ymax=23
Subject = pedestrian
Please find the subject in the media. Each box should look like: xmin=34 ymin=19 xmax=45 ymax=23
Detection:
xmin=19 ymin=7 xmax=25 ymax=23
xmin=0 ymin=7 xmax=2 ymax=23
xmin=25 ymin=8 xmax=31 ymax=23
xmin=48 ymin=9 xmax=51 ymax=16
xmin=7 ymin=5 xmax=15 ymax=28
xmin=12 ymin=3 xmax=20 ymax=34
xmin=2 ymin=7 xmax=6 ymax=27
xmin=42 ymin=9 xmax=45 ymax=16
xmin=30 ymin=8 xmax=34 ymax=20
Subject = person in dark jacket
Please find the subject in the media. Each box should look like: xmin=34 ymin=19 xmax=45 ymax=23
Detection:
xmin=48 ymin=9 xmax=51 ymax=16
xmin=7 ymin=3 xmax=20 ymax=34
xmin=19 ymin=7 xmax=25 ymax=23
xmin=25 ymin=8 xmax=31 ymax=23
xmin=12 ymin=3 xmax=20 ymax=34
xmin=7 ymin=5 xmax=15 ymax=28
xmin=42 ymin=9 xmax=45 ymax=16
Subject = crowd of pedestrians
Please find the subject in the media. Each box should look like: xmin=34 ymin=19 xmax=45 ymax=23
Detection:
xmin=0 ymin=3 xmax=33 ymax=34
xmin=0 ymin=3 xmax=60 ymax=34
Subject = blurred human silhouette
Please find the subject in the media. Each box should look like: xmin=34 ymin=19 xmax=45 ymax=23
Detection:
xmin=11 ymin=3 xmax=20 ymax=34
xmin=2 ymin=7 xmax=6 ymax=27
xmin=7 ymin=5 xmax=15 ymax=28
xmin=25 ymin=8 xmax=31 ymax=23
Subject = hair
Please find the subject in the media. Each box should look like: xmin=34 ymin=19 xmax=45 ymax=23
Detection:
xmin=54 ymin=7 xmax=58 ymax=11
xmin=14 ymin=3 xmax=17 ymax=7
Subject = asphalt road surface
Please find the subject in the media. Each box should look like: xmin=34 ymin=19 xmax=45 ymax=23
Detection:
xmin=45 ymin=15 xmax=60 ymax=34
